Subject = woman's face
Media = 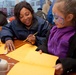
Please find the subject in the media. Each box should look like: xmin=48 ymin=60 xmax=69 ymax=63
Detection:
xmin=19 ymin=7 xmax=33 ymax=26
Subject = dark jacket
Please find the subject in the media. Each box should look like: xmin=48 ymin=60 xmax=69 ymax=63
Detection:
xmin=36 ymin=10 xmax=47 ymax=20
xmin=0 ymin=11 xmax=8 ymax=39
xmin=1 ymin=16 xmax=50 ymax=46
xmin=47 ymin=0 xmax=56 ymax=25
xmin=56 ymin=34 xmax=76 ymax=75
xmin=36 ymin=27 xmax=76 ymax=74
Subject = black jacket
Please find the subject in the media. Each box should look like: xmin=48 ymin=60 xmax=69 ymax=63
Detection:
xmin=36 ymin=29 xmax=76 ymax=74
xmin=1 ymin=16 xmax=50 ymax=46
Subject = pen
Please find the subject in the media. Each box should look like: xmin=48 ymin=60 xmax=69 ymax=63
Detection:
xmin=23 ymin=32 xmax=38 ymax=42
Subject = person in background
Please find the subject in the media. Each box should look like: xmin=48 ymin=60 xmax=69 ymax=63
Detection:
xmin=47 ymin=0 xmax=56 ymax=26
xmin=36 ymin=8 xmax=47 ymax=20
xmin=36 ymin=0 xmax=76 ymax=75
xmin=42 ymin=0 xmax=51 ymax=15
xmin=0 ymin=11 xmax=8 ymax=38
xmin=7 ymin=16 xmax=15 ymax=23
xmin=1 ymin=1 xmax=50 ymax=52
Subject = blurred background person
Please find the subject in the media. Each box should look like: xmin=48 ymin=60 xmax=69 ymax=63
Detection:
xmin=42 ymin=0 xmax=51 ymax=15
xmin=0 ymin=11 xmax=8 ymax=39
xmin=7 ymin=16 xmax=15 ymax=23
xmin=36 ymin=8 xmax=47 ymax=20
xmin=47 ymin=0 xmax=56 ymax=26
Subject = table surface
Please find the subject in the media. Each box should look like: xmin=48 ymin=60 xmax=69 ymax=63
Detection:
xmin=0 ymin=40 xmax=29 ymax=74
xmin=0 ymin=40 xmax=76 ymax=75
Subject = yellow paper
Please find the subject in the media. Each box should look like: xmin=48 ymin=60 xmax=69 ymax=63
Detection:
xmin=7 ymin=44 xmax=58 ymax=75
xmin=24 ymin=50 xmax=58 ymax=67
xmin=0 ymin=42 xmax=7 ymax=54
xmin=6 ymin=44 xmax=37 ymax=61
xmin=7 ymin=62 xmax=55 ymax=75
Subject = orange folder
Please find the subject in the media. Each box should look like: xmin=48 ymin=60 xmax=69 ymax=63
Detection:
xmin=7 ymin=50 xmax=58 ymax=75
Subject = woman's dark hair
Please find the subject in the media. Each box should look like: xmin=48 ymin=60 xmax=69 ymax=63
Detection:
xmin=14 ymin=1 xmax=34 ymax=22
xmin=0 ymin=11 xmax=8 ymax=26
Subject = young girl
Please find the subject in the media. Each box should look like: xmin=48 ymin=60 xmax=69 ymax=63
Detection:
xmin=36 ymin=0 xmax=76 ymax=75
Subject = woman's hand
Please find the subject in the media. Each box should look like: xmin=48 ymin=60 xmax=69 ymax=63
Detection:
xmin=54 ymin=63 xmax=63 ymax=75
xmin=4 ymin=40 xmax=15 ymax=52
xmin=27 ymin=34 xmax=36 ymax=44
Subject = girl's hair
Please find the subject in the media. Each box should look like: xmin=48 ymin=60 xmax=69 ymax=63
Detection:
xmin=14 ymin=1 xmax=34 ymax=23
xmin=0 ymin=11 xmax=8 ymax=26
xmin=55 ymin=0 xmax=76 ymax=24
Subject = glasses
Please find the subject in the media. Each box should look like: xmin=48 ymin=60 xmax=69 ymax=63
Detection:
xmin=52 ymin=13 xmax=64 ymax=25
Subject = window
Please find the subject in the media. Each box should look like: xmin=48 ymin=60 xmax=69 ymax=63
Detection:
xmin=36 ymin=1 xmax=40 ymax=5
xmin=31 ymin=2 xmax=35 ymax=6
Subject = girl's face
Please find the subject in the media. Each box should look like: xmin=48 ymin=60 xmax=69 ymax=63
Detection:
xmin=19 ymin=7 xmax=33 ymax=26
xmin=52 ymin=2 xmax=73 ymax=28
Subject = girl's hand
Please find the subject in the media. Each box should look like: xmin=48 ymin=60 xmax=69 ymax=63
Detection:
xmin=27 ymin=34 xmax=36 ymax=44
xmin=4 ymin=40 xmax=15 ymax=52
xmin=38 ymin=50 xmax=42 ymax=54
xmin=54 ymin=63 xmax=63 ymax=75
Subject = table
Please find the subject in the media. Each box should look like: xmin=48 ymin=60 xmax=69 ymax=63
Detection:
xmin=0 ymin=40 xmax=29 ymax=74
xmin=0 ymin=40 xmax=76 ymax=75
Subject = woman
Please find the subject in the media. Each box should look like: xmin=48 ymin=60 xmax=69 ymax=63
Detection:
xmin=1 ymin=1 xmax=49 ymax=51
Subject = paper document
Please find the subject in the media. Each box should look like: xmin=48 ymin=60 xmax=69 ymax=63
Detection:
xmin=0 ymin=42 xmax=7 ymax=54
xmin=24 ymin=50 xmax=58 ymax=67
xmin=7 ymin=50 xmax=58 ymax=75
xmin=6 ymin=44 xmax=37 ymax=61
xmin=7 ymin=62 xmax=55 ymax=75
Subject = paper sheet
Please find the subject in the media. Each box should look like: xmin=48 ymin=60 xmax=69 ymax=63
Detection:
xmin=7 ymin=45 xmax=58 ymax=75
xmin=24 ymin=50 xmax=58 ymax=67
xmin=6 ymin=44 xmax=37 ymax=61
xmin=0 ymin=42 xmax=7 ymax=54
xmin=7 ymin=62 xmax=55 ymax=75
